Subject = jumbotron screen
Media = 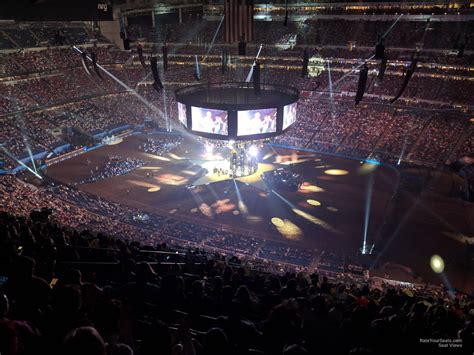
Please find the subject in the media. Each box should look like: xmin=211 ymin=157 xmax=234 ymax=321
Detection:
xmin=178 ymin=102 xmax=187 ymax=127
xmin=283 ymin=102 xmax=297 ymax=130
xmin=237 ymin=108 xmax=277 ymax=136
xmin=191 ymin=106 xmax=228 ymax=136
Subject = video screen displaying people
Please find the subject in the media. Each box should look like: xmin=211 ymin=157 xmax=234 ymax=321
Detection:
xmin=237 ymin=108 xmax=277 ymax=136
xmin=283 ymin=102 xmax=297 ymax=130
xmin=191 ymin=106 xmax=228 ymax=135
xmin=178 ymin=102 xmax=187 ymax=127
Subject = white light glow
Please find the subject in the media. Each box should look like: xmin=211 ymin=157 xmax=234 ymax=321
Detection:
xmin=249 ymin=145 xmax=258 ymax=157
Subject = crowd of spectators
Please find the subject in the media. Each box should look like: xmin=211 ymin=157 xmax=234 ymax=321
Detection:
xmin=0 ymin=24 xmax=102 ymax=49
xmin=0 ymin=173 xmax=319 ymax=273
xmin=0 ymin=204 xmax=472 ymax=355
xmin=0 ymin=19 xmax=472 ymax=170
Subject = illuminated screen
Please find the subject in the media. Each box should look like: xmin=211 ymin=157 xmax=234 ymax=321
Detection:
xmin=237 ymin=108 xmax=277 ymax=136
xmin=283 ymin=102 xmax=297 ymax=130
xmin=178 ymin=102 xmax=187 ymax=127
xmin=191 ymin=107 xmax=228 ymax=135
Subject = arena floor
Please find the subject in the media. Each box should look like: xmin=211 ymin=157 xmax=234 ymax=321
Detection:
xmin=45 ymin=133 xmax=474 ymax=293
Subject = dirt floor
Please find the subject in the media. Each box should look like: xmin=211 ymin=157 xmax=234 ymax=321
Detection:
xmin=45 ymin=133 xmax=474 ymax=293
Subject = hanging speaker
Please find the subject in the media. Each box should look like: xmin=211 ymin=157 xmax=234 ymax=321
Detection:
xmin=391 ymin=55 xmax=418 ymax=103
xmin=301 ymin=49 xmax=309 ymax=78
xmin=221 ymin=48 xmax=228 ymax=74
xmin=162 ymin=45 xmax=168 ymax=71
xmin=238 ymin=40 xmax=246 ymax=56
xmin=253 ymin=61 xmax=261 ymax=96
xmin=137 ymin=45 xmax=146 ymax=69
xmin=375 ymin=43 xmax=385 ymax=60
xmin=355 ymin=64 xmax=368 ymax=105
xmin=150 ymin=56 xmax=163 ymax=90
xmin=377 ymin=57 xmax=387 ymax=82
xmin=123 ymin=38 xmax=130 ymax=50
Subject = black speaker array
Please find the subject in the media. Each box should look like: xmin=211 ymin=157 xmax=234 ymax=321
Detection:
xmin=377 ymin=57 xmax=387 ymax=81
xmin=221 ymin=49 xmax=228 ymax=74
xmin=253 ymin=61 xmax=261 ymax=95
xmin=355 ymin=64 xmax=368 ymax=105
xmin=162 ymin=45 xmax=168 ymax=71
xmin=150 ymin=56 xmax=163 ymax=91
xmin=390 ymin=55 xmax=418 ymax=103
xmin=123 ymin=38 xmax=130 ymax=50
xmin=137 ymin=45 xmax=146 ymax=69
xmin=375 ymin=43 xmax=385 ymax=60
xmin=238 ymin=40 xmax=246 ymax=56
xmin=301 ymin=49 xmax=309 ymax=78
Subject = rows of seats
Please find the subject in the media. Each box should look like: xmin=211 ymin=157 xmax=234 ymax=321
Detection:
xmin=0 ymin=195 xmax=472 ymax=355
xmin=0 ymin=25 xmax=102 ymax=49
xmin=0 ymin=23 xmax=472 ymax=167
xmin=125 ymin=19 xmax=473 ymax=51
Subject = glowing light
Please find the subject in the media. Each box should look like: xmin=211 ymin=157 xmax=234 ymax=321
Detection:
xmin=233 ymin=210 xmax=240 ymax=216
xmin=128 ymin=180 xmax=161 ymax=190
xmin=324 ymin=169 xmax=349 ymax=176
xmin=105 ymin=137 xmax=123 ymax=145
xmin=249 ymin=145 xmax=258 ymax=157
xmin=430 ymin=255 xmax=445 ymax=273
xmin=199 ymin=203 xmax=213 ymax=217
xmin=211 ymin=199 xmax=236 ymax=214
xmin=358 ymin=162 xmax=378 ymax=174
xmin=205 ymin=145 xmax=213 ymax=154
xmin=168 ymin=153 xmax=183 ymax=160
xmin=262 ymin=152 xmax=274 ymax=160
xmin=169 ymin=208 xmax=177 ymax=214
xmin=190 ymin=208 xmax=198 ymax=213
xmin=238 ymin=200 xmax=248 ymax=214
xmin=292 ymin=208 xmax=340 ymax=233
xmin=155 ymin=173 xmax=188 ymax=186
xmin=138 ymin=166 xmax=162 ymax=170
xmin=470 ymin=117 xmax=474 ymax=123
xmin=271 ymin=217 xmax=285 ymax=227
xmin=307 ymin=199 xmax=321 ymax=206
xmin=275 ymin=219 xmax=303 ymax=241
xmin=327 ymin=206 xmax=338 ymax=212
xmin=442 ymin=231 xmax=473 ymax=243
xmin=144 ymin=153 xmax=171 ymax=161
xmin=299 ymin=183 xmax=325 ymax=193
xmin=246 ymin=215 xmax=263 ymax=224
xmin=361 ymin=173 xmax=374 ymax=255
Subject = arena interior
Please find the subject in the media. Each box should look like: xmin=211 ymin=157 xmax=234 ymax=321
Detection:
xmin=0 ymin=0 xmax=473 ymax=354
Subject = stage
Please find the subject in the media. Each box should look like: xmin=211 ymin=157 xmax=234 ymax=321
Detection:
xmin=44 ymin=132 xmax=474 ymax=292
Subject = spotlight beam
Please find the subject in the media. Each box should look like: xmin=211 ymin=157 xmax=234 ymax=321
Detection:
xmin=72 ymin=46 xmax=171 ymax=131
xmin=361 ymin=172 xmax=375 ymax=254
xmin=232 ymin=179 xmax=249 ymax=215
xmin=203 ymin=15 xmax=225 ymax=63
xmin=245 ymin=44 xmax=263 ymax=83
xmin=398 ymin=135 xmax=408 ymax=165
xmin=0 ymin=144 xmax=42 ymax=179
xmin=1 ymin=95 xmax=39 ymax=174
